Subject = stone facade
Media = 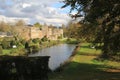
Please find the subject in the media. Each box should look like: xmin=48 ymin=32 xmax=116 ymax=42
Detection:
xmin=21 ymin=25 xmax=63 ymax=40
xmin=29 ymin=27 xmax=43 ymax=39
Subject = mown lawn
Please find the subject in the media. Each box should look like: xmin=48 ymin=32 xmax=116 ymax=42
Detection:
xmin=77 ymin=43 xmax=101 ymax=55
xmin=2 ymin=49 xmax=11 ymax=55
xmin=1 ymin=48 xmax=26 ymax=56
xmin=49 ymin=43 xmax=120 ymax=80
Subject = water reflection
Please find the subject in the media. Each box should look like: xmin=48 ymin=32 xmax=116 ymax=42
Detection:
xmin=29 ymin=44 xmax=76 ymax=70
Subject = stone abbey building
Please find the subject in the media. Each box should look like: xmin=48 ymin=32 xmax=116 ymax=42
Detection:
xmin=20 ymin=25 xmax=63 ymax=40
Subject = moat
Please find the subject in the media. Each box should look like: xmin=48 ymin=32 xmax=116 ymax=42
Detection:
xmin=29 ymin=44 xmax=76 ymax=70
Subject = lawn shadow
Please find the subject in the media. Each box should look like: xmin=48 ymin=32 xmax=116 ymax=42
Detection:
xmin=49 ymin=61 xmax=120 ymax=80
xmin=66 ymin=61 xmax=120 ymax=80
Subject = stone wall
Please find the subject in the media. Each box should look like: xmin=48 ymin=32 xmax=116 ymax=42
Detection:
xmin=47 ymin=27 xmax=63 ymax=40
xmin=29 ymin=27 xmax=43 ymax=39
xmin=0 ymin=25 xmax=63 ymax=40
xmin=26 ymin=26 xmax=63 ymax=40
xmin=20 ymin=26 xmax=31 ymax=40
xmin=0 ymin=56 xmax=50 ymax=80
xmin=16 ymin=25 xmax=63 ymax=40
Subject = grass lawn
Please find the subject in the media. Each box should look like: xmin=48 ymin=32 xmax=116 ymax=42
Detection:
xmin=1 ymin=48 xmax=26 ymax=56
xmin=49 ymin=43 xmax=120 ymax=80
xmin=77 ymin=43 xmax=101 ymax=55
xmin=2 ymin=49 xmax=11 ymax=55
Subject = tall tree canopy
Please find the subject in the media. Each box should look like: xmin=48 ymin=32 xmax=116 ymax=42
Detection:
xmin=62 ymin=0 xmax=120 ymax=59
xmin=64 ymin=21 xmax=80 ymax=39
xmin=15 ymin=20 xmax=25 ymax=26
xmin=0 ymin=21 xmax=11 ymax=32
xmin=34 ymin=22 xmax=42 ymax=30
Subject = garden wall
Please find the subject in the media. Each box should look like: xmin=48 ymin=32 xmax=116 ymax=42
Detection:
xmin=0 ymin=56 xmax=50 ymax=80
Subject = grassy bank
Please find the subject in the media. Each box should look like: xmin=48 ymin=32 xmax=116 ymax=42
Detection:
xmin=0 ymin=38 xmax=78 ymax=56
xmin=1 ymin=40 xmax=60 ymax=56
xmin=60 ymin=38 xmax=79 ymax=44
xmin=77 ymin=43 xmax=101 ymax=56
xmin=49 ymin=43 xmax=120 ymax=80
xmin=2 ymin=48 xmax=26 ymax=56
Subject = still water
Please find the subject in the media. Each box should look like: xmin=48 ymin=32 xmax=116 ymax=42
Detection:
xmin=29 ymin=44 xmax=76 ymax=70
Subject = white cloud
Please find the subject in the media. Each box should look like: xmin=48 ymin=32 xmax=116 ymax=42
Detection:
xmin=0 ymin=15 xmax=30 ymax=23
xmin=0 ymin=0 xmax=71 ymax=26
xmin=22 ymin=3 xmax=31 ymax=8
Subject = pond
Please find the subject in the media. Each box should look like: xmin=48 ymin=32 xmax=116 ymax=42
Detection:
xmin=29 ymin=44 xmax=76 ymax=70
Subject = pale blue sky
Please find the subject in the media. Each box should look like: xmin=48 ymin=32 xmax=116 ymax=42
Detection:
xmin=52 ymin=2 xmax=70 ymax=14
xmin=6 ymin=0 xmax=14 ymax=5
xmin=0 ymin=0 xmax=73 ymax=26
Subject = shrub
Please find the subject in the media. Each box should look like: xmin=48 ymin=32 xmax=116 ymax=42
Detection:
xmin=31 ymin=44 xmax=40 ymax=53
xmin=25 ymin=42 xmax=29 ymax=49
xmin=1 ymin=39 xmax=10 ymax=49
xmin=10 ymin=40 xmax=24 ymax=48
xmin=25 ymin=40 xmax=33 ymax=48
xmin=58 ymin=34 xmax=63 ymax=39
xmin=10 ymin=40 xmax=16 ymax=47
xmin=41 ymin=36 xmax=48 ymax=42
xmin=0 ymin=46 xmax=3 ymax=54
xmin=32 ymin=38 xmax=40 ymax=43
xmin=17 ymin=43 xmax=24 ymax=49
xmin=20 ymin=39 xmax=26 ymax=45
